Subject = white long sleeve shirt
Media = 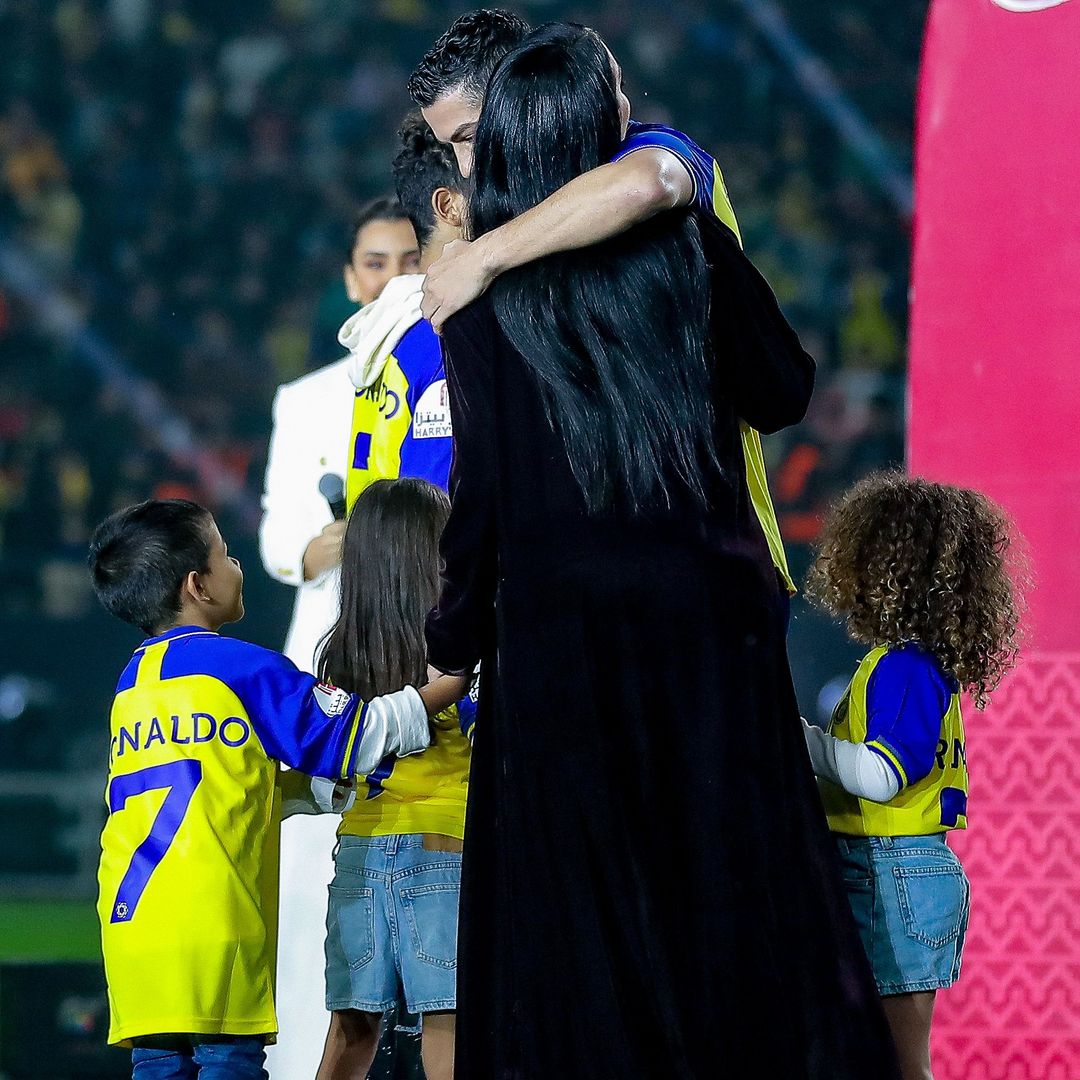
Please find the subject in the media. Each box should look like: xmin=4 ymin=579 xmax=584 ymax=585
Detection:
xmin=802 ymin=718 xmax=900 ymax=803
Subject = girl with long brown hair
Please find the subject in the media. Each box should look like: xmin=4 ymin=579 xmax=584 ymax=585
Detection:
xmin=316 ymin=478 xmax=471 ymax=1080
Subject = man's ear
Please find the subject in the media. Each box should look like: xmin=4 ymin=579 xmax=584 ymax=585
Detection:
xmin=432 ymin=187 xmax=465 ymax=229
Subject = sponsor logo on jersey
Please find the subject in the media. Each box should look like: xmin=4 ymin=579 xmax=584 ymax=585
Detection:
xmin=314 ymin=682 xmax=350 ymax=717
xmin=358 ymin=378 xmax=401 ymax=420
xmin=413 ymin=380 xmax=453 ymax=440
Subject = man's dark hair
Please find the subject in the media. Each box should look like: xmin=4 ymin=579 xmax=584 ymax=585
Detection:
xmin=88 ymin=499 xmax=213 ymax=635
xmin=392 ymin=113 xmax=460 ymax=249
xmin=407 ymin=9 xmax=530 ymax=107
xmin=347 ymin=195 xmax=411 ymax=262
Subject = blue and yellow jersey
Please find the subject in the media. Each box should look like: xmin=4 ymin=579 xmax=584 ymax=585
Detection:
xmin=97 ymin=626 xmax=369 ymax=1045
xmin=343 ymin=312 xmax=473 ymax=838
xmin=346 ymin=318 xmax=452 ymax=511
xmin=821 ymin=643 xmax=969 ymax=837
xmin=341 ymin=690 xmax=476 ymax=842
xmin=617 ymin=120 xmax=742 ymax=242
xmin=615 ymin=122 xmax=793 ymax=593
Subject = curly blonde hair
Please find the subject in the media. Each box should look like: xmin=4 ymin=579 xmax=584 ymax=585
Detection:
xmin=805 ymin=471 xmax=1025 ymax=707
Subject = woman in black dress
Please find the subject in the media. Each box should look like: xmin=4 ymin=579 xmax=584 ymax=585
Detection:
xmin=426 ymin=23 xmax=900 ymax=1080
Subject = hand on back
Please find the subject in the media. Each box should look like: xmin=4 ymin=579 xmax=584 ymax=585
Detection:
xmin=421 ymin=239 xmax=494 ymax=332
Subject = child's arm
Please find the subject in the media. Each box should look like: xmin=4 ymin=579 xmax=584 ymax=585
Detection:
xmin=419 ymin=671 xmax=470 ymax=717
xmin=222 ymin=640 xmax=430 ymax=782
xmin=344 ymin=686 xmax=431 ymax=777
xmin=802 ymin=649 xmax=952 ymax=804
xmin=802 ymin=719 xmax=900 ymax=803
xmin=278 ymin=769 xmax=356 ymax=819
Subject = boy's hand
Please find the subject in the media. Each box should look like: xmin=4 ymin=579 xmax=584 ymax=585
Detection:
xmin=421 ymin=239 xmax=495 ymax=333
xmin=302 ymin=520 xmax=345 ymax=581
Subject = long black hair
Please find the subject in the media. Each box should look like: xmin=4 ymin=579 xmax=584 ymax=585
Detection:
xmin=318 ymin=478 xmax=450 ymax=699
xmin=470 ymin=22 xmax=717 ymax=513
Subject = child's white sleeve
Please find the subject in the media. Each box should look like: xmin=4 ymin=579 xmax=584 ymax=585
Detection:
xmin=354 ymin=686 xmax=431 ymax=777
xmin=802 ymin=719 xmax=900 ymax=803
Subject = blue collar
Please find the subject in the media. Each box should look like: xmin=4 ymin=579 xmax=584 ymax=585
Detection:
xmin=139 ymin=625 xmax=217 ymax=649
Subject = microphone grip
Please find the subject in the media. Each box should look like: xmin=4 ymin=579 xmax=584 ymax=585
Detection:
xmin=318 ymin=473 xmax=347 ymax=521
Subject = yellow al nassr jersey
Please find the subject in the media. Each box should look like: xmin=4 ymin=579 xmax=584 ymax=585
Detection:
xmin=821 ymin=643 xmax=969 ymax=837
xmin=346 ymin=318 xmax=453 ymax=511
xmin=343 ymin=311 xmax=473 ymax=840
xmin=616 ymin=121 xmax=794 ymax=593
xmin=98 ymin=626 xmax=369 ymax=1045
xmin=341 ymin=689 xmax=476 ymax=842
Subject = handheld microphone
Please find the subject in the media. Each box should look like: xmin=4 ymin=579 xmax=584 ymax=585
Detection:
xmin=318 ymin=473 xmax=347 ymax=521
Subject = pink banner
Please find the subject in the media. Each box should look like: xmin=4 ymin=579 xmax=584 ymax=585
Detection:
xmin=911 ymin=1 xmax=1080 ymax=1076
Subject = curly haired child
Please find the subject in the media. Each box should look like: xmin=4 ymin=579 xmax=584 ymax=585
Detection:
xmin=802 ymin=471 xmax=1024 ymax=1080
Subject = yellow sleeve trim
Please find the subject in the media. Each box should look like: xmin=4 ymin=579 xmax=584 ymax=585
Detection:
xmin=866 ymin=740 xmax=909 ymax=790
xmin=339 ymin=702 xmax=366 ymax=780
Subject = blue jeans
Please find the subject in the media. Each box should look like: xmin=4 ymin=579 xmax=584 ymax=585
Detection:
xmin=131 ymin=1036 xmax=267 ymax=1079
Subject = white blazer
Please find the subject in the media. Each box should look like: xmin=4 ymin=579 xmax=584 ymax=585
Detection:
xmin=258 ymin=356 xmax=355 ymax=674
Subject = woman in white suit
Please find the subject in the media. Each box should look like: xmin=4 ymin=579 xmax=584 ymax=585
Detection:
xmin=261 ymin=198 xmax=420 ymax=672
xmin=260 ymin=198 xmax=419 ymax=1080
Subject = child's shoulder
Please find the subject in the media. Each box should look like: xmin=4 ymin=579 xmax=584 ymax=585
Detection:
xmin=873 ymin=642 xmax=957 ymax=695
xmin=158 ymin=631 xmax=292 ymax=683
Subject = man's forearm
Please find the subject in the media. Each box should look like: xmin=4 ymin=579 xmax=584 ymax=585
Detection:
xmin=477 ymin=152 xmax=691 ymax=276
xmin=420 ymin=149 xmax=695 ymax=329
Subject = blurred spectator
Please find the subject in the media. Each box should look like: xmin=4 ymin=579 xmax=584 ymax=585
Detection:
xmin=773 ymin=382 xmax=854 ymax=583
xmin=846 ymin=389 xmax=905 ymax=476
xmin=840 ymin=267 xmax=901 ymax=369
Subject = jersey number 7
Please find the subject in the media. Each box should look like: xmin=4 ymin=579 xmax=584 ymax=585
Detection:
xmin=108 ymin=759 xmax=203 ymax=923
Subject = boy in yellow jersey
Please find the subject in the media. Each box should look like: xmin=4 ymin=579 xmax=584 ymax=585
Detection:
xmin=87 ymin=499 xmax=463 ymax=1079
xmin=801 ymin=473 xmax=1023 ymax=1080
xmin=337 ymin=113 xmax=465 ymax=513
xmin=409 ymin=10 xmax=795 ymax=597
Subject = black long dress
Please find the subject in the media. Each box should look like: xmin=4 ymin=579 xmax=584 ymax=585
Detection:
xmin=426 ymin=214 xmax=899 ymax=1079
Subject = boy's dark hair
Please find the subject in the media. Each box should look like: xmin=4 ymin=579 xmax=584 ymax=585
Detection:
xmin=806 ymin=471 xmax=1026 ymax=708
xmin=88 ymin=500 xmax=214 ymax=635
xmin=347 ymin=195 xmax=411 ymax=262
xmin=392 ymin=112 xmax=460 ymax=249
xmin=407 ymin=9 xmax=530 ymax=107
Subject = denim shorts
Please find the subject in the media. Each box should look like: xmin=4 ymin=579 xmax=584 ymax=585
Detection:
xmin=834 ymin=834 xmax=970 ymax=996
xmin=325 ymin=834 xmax=461 ymax=1014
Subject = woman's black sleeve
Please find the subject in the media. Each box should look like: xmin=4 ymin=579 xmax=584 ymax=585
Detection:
xmin=424 ymin=300 xmax=500 ymax=676
xmin=701 ymin=214 xmax=816 ymax=434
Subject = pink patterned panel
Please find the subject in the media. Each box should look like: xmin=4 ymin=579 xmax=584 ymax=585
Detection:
xmin=931 ymin=657 xmax=1080 ymax=1079
xmin=913 ymin=2 xmax=1080 ymax=1074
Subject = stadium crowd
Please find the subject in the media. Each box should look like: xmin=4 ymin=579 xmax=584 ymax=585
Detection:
xmin=0 ymin=0 xmax=912 ymax=621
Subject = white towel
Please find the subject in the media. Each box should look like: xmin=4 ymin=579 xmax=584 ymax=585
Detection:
xmin=339 ymin=273 xmax=425 ymax=391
